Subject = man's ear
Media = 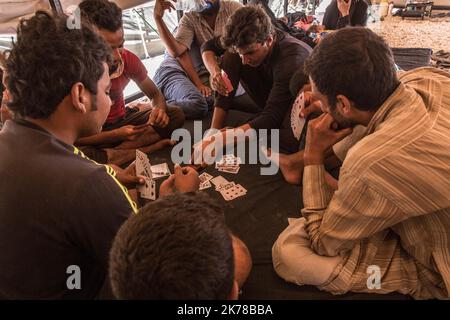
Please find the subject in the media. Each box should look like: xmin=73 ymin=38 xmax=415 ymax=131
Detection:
xmin=336 ymin=94 xmax=353 ymax=115
xmin=70 ymin=82 xmax=89 ymax=114
xmin=266 ymin=34 xmax=275 ymax=47
xmin=228 ymin=280 xmax=239 ymax=300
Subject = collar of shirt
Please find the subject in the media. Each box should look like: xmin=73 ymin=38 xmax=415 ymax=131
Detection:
xmin=366 ymin=83 xmax=404 ymax=135
xmin=366 ymin=67 xmax=446 ymax=135
xmin=259 ymin=31 xmax=285 ymax=69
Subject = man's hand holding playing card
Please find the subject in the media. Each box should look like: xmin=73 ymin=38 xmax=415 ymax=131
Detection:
xmin=160 ymin=164 xmax=200 ymax=196
xmin=300 ymin=91 xmax=324 ymax=119
xmin=304 ymin=113 xmax=353 ymax=166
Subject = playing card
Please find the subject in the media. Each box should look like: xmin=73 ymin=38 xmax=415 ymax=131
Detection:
xmin=136 ymin=150 xmax=153 ymax=178
xmin=291 ymin=92 xmax=306 ymax=140
xmin=218 ymin=167 xmax=240 ymax=174
xmin=216 ymin=157 xmax=241 ymax=167
xmin=216 ymin=181 xmax=235 ymax=192
xmin=221 ymin=69 xmax=233 ymax=93
xmin=220 ymin=184 xmax=247 ymax=201
xmin=138 ymin=176 xmax=156 ymax=200
xmin=199 ymin=172 xmax=214 ymax=184
xmin=199 ymin=180 xmax=212 ymax=191
xmin=150 ymin=163 xmax=171 ymax=179
xmin=210 ymin=175 xmax=229 ymax=188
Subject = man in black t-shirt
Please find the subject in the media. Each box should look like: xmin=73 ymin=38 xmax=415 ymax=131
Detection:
xmin=199 ymin=6 xmax=311 ymax=155
xmin=0 ymin=11 xmax=199 ymax=299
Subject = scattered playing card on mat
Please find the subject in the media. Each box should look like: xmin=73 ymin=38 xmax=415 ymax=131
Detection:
xmin=220 ymin=184 xmax=247 ymax=201
xmin=215 ymin=154 xmax=241 ymax=174
xmin=199 ymin=180 xmax=212 ymax=191
xmin=199 ymin=172 xmax=214 ymax=184
xmin=210 ymin=175 xmax=229 ymax=188
xmin=207 ymin=175 xmax=247 ymax=201
xmin=150 ymin=163 xmax=171 ymax=179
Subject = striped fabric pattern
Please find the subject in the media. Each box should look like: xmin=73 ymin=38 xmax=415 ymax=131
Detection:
xmin=73 ymin=146 xmax=138 ymax=214
xmin=301 ymin=67 xmax=450 ymax=299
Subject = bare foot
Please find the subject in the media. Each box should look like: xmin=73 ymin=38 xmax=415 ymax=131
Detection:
xmin=264 ymin=148 xmax=304 ymax=185
xmin=105 ymin=148 xmax=137 ymax=166
xmin=106 ymin=139 xmax=176 ymax=166
xmin=138 ymin=138 xmax=175 ymax=154
xmin=115 ymin=129 xmax=160 ymax=150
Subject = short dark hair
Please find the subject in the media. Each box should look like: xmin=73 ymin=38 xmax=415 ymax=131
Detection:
xmin=79 ymin=0 xmax=123 ymax=32
xmin=109 ymin=192 xmax=235 ymax=300
xmin=222 ymin=5 xmax=274 ymax=49
xmin=304 ymin=27 xmax=399 ymax=111
xmin=289 ymin=68 xmax=309 ymax=97
xmin=6 ymin=11 xmax=111 ymax=119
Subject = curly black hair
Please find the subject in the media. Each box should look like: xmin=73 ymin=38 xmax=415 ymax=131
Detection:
xmin=79 ymin=0 xmax=123 ymax=32
xmin=304 ymin=27 xmax=399 ymax=111
xmin=289 ymin=68 xmax=309 ymax=97
xmin=221 ymin=5 xmax=274 ymax=49
xmin=109 ymin=192 xmax=235 ymax=300
xmin=6 ymin=11 xmax=111 ymax=119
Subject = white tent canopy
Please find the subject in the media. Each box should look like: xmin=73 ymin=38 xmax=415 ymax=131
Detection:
xmin=0 ymin=0 xmax=150 ymax=34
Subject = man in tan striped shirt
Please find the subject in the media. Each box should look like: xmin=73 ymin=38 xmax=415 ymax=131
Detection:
xmin=272 ymin=27 xmax=450 ymax=299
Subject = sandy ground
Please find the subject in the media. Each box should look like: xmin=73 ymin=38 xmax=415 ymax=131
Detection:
xmin=368 ymin=12 xmax=450 ymax=53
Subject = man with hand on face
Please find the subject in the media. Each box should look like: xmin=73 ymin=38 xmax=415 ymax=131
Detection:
xmin=272 ymin=28 xmax=450 ymax=299
xmin=76 ymin=0 xmax=185 ymax=165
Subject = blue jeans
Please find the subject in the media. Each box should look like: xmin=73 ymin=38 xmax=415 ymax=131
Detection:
xmin=154 ymin=68 xmax=213 ymax=120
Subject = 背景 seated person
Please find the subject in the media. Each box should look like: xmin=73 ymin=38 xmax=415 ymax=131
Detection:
xmin=272 ymin=27 xmax=450 ymax=299
xmin=153 ymin=41 xmax=214 ymax=120
xmin=197 ymin=5 xmax=311 ymax=157
xmin=322 ymin=0 xmax=369 ymax=30
xmin=75 ymin=0 xmax=185 ymax=166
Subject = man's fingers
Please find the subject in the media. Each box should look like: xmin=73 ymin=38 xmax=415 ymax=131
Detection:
xmin=174 ymin=163 xmax=183 ymax=176
xmin=160 ymin=115 xmax=169 ymax=128
xmin=148 ymin=110 xmax=158 ymax=125
xmin=122 ymin=174 xmax=144 ymax=186
xmin=163 ymin=2 xmax=175 ymax=11
xmin=335 ymin=127 xmax=353 ymax=141
xmin=213 ymin=76 xmax=228 ymax=95
xmin=131 ymin=126 xmax=150 ymax=135
xmin=182 ymin=166 xmax=197 ymax=176
xmin=133 ymin=123 xmax=152 ymax=130
xmin=124 ymin=161 xmax=137 ymax=176
xmin=155 ymin=111 xmax=165 ymax=126
xmin=319 ymin=112 xmax=335 ymax=127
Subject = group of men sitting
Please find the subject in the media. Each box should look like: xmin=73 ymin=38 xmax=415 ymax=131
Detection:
xmin=0 ymin=0 xmax=449 ymax=300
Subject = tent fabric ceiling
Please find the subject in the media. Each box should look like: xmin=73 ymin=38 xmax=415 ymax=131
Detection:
xmin=0 ymin=0 xmax=150 ymax=34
